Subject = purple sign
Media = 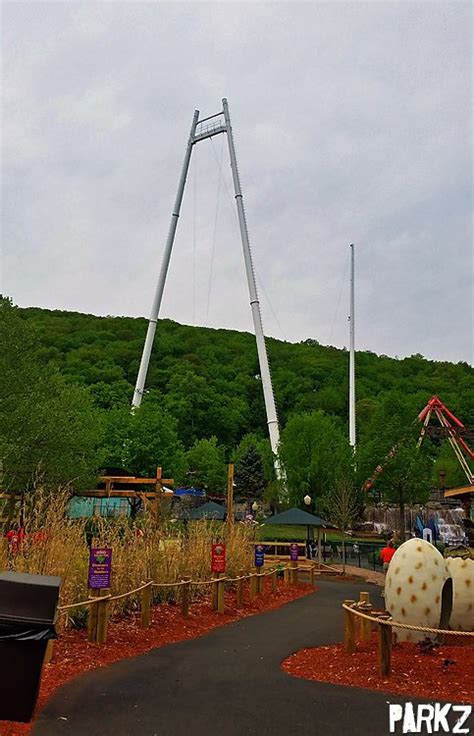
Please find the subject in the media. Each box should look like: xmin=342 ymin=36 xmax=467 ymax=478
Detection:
xmin=88 ymin=547 xmax=112 ymax=589
xmin=289 ymin=543 xmax=299 ymax=562
xmin=254 ymin=544 xmax=265 ymax=568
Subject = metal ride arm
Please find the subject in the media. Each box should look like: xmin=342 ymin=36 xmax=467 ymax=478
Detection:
xmin=417 ymin=396 xmax=474 ymax=484
xmin=132 ymin=110 xmax=200 ymax=408
xmin=221 ymin=99 xmax=283 ymax=482
xmin=364 ymin=395 xmax=474 ymax=491
xmin=131 ymin=101 xmax=284 ymax=483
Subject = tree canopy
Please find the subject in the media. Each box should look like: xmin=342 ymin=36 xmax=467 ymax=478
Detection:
xmin=2 ymin=301 xmax=473 ymax=499
xmin=0 ymin=298 xmax=102 ymax=491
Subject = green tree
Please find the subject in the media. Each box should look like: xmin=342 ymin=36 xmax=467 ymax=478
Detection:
xmin=0 ymin=297 xmax=101 ymax=492
xmin=323 ymin=477 xmax=360 ymax=572
xmin=100 ymin=397 xmax=185 ymax=479
xmin=182 ymin=437 xmax=227 ymax=495
xmin=279 ymin=410 xmax=352 ymax=508
xmin=357 ymin=395 xmax=434 ymax=540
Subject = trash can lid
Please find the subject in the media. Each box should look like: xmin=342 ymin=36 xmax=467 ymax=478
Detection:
xmin=0 ymin=571 xmax=61 ymax=626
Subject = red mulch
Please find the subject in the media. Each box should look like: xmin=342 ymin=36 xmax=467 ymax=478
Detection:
xmin=1 ymin=580 xmax=314 ymax=736
xmin=282 ymin=635 xmax=474 ymax=704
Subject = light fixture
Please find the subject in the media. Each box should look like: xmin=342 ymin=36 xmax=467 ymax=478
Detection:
xmin=251 ymin=501 xmax=258 ymax=512
xmin=303 ymin=494 xmax=311 ymax=506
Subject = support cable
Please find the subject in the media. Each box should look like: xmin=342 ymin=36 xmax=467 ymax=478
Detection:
xmin=327 ymin=248 xmax=350 ymax=348
xmin=209 ymin=136 xmax=286 ymax=341
xmin=205 ymin=134 xmax=225 ymax=321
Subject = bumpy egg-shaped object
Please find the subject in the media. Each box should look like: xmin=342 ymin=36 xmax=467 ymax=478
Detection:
xmin=385 ymin=539 xmax=451 ymax=642
xmin=445 ymin=557 xmax=474 ymax=631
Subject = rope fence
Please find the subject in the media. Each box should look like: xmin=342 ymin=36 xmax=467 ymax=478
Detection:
xmin=49 ymin=561 xmax=317 ymax=655
xmin=342 ymin=593 xmax=474 ymax=678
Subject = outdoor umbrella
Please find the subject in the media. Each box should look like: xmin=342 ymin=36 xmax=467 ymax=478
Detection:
xmin=264 ymin=507 xmax=334 ymax=564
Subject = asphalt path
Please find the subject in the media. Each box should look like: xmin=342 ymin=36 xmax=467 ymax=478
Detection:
xmin=33 ymin=580 xmax=427 ymax=736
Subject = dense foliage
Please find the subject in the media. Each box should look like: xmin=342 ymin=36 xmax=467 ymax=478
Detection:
xmin=0 ymin=299 xmax=101 ymax=491
xmin=2 ymin=301 xmax=473 ymax=503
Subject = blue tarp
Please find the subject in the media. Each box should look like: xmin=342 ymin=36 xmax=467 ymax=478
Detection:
xmin=174 ymin=487 xmax=206 ymax=498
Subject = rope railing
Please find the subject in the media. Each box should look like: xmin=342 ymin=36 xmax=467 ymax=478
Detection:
xmin=342 ymin=592 xmax=474 ymax=679
xmin=56 ymin=560 xmax=313 ymax=623
xmin=108 ymin=581 xmax=153 ymax=602
xmin=58 ymin=594 xmax=112 ymax=612
xmin=56 ymin=560 xmax=319 ymax=615
xmin=45 ymin=561 xmax=319 ymax=656
xmin=342 ymin=602 xmax=474 ymax=637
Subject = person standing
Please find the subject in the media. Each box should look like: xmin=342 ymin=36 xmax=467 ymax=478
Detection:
xmin=380 ymin=540 xmax=396 ymax=572
xmin=380 ymin=540 xmax=396 ymax=598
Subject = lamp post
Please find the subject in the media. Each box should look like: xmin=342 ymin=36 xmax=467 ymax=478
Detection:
xmin=303 ymin=494 xmax=312 ymax=559
xmin=251 ymin=500 xmax=258 ymax=519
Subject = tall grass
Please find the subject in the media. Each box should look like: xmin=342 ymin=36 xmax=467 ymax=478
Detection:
xmin=3 ymin=489 xmax=258 ymax=626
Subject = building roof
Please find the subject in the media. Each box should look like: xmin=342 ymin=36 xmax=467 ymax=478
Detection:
xmin=264 ymin=507 xmax=333 ymax=528
xmin=188 ymin=501 xmax=226 ymax=521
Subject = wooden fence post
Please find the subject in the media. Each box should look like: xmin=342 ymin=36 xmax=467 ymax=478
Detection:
xmin=377 ymin=622 xmax=392 ymax=676
xmin=96 ymin=594 xmax=109 ymax=644
xmin=140 ymin=582 xmax=152 ymax=628
xmin=181 ymin=576 xmax=191 ymax=617
xmin=236 ymin=571 xmax=244 ymax=607
xmin=87 ymin=589 xmax=101 ymax=643
xmin=290 ymin=561 xmax=298 ymax=585
xmin=211 ymin=574 xmax=219 ymax=610
xmin=358 ymin=591 xmax=372 ymax=642
xmin=249 ymin=572 xmax=258 ymax=601
xmin=256 ymin=566 xmax=264 ymax=595
xmin=283 ymin=566 xmax=289 ymax=586
xmin=44 ymin=640 xmax=54 ymax=664
xmin=217 ymin=576 xmax=225 ymax=614
xmin=271 ymin=568 xmax=277 ymax=593
xmin=309 ymin=564 xmax=315 ymax=587
xmin=344 ymin=599 xmax=356 ymax=654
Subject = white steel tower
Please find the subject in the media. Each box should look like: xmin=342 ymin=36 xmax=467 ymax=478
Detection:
xmin=349 ymin=243 xmax=356 ymax=449
xmin=132 ymin=100 xmax=283 ymax=480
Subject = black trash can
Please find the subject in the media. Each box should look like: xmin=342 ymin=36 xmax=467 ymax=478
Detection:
xmin=0 ymin=571 xmax=61 ymax=722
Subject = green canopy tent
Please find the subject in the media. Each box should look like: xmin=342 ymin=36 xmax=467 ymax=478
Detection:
xmin=188 ymin=501 xmax=226 ymax=521
xmin=264 ymin=507 xmax=335 ymax=565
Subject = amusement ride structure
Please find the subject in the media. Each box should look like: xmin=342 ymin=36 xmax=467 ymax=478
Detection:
xmin=131 ymin=99 xmax=283 ymax=483
xmin=364 ymin=395 xmax=474 ymax=491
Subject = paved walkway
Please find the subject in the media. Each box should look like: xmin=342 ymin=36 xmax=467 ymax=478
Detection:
xmin=33 ymin=580 xmax=406 ymax=736
xmin=333 ymin=564 xmax=385 ymax=586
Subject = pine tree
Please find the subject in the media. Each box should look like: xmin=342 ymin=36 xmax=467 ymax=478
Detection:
xmin=234 ymin=446 xmax=266 ymax=500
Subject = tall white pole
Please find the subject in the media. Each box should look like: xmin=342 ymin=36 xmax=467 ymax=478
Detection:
xmin=349 ymin=243 xmax=356 ymax=449
xmin=222 ymin=98 xmax=283 ymax=481
xmin=132 ymin=110 xmax=200 ymax=408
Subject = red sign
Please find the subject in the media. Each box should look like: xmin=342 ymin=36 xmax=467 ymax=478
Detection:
xmin=211 ymin=543 xmax=226 ymax=573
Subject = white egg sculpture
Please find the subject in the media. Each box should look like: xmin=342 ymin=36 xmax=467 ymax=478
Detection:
xmin=445 ymin=556 xmax=474 ymax=632
xmin=385 ymin=538 xmax=452 ymax=642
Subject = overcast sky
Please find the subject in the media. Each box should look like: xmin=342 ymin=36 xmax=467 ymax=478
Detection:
xmin=1 ymin=1 xmax=472 ymax=364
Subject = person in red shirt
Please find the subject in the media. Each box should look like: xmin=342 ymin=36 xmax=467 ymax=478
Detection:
xmin=5 ymin=524 xmax=25 ymax=556
xmin=380 ymin=540 xmax=396 ymax=572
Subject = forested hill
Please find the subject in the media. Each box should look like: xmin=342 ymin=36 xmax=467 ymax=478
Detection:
xmin=18 ymin=306 xmax=473 ymax=452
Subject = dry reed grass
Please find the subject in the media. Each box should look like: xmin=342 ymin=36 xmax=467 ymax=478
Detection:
xmin=3 ymin=489 xmax=258 ymax=627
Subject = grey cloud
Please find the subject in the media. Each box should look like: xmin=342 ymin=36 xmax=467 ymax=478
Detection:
xmin=1 ymin=1 xmax=472 ymax=363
